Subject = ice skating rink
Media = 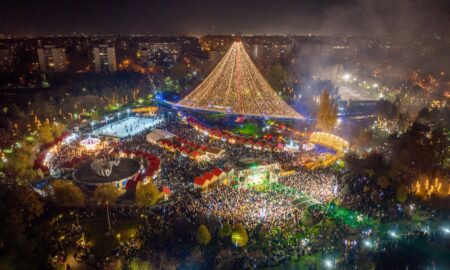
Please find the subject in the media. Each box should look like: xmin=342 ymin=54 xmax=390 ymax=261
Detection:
xmin=92 ymin=116 xmax=162 ymax=138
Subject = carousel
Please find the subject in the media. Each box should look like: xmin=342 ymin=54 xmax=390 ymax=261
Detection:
xmin=73 ymin=156 xmax=143 ymax=189
xmin=79 ymin=136 xmax=101 ymax=151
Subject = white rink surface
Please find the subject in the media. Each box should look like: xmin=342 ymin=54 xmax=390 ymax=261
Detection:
xmin=92 ymin=116 xmax=162 ymax=138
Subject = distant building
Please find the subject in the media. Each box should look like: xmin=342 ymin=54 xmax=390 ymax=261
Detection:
xmin=0 ymin=46 xmax=15 ymax=72
xmin=136 ymin=41 xmax=180 ymax=67
xmin=248 ymin=43 xmax=264 ymax=66
xmin=200 ymin=35 xmax=233 ymax=52
xmin=245 ymin=38 xmax=294 ymax=68
xmin=37 ymin=45 xmax=67 ymax=72
xmin=90 ymin=45 xmax=117 ymax=72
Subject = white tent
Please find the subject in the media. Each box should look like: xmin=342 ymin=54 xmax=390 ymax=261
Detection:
xmin=146 ymin=129 xmax=175 ymax=144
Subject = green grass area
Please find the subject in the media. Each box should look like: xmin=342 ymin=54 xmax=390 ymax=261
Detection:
xmin=326 ymin=204 xmax=374 ymax=229
xmin=234 ymin=122 xmax=260 ymax=136
xmin=261 ymin=252 xmax=323 ymax=270
xmin=204 ymin=112 xmax=227 ymax=119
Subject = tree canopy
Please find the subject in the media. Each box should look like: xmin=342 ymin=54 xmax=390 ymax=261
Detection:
xmin=135 ymin=182 xmax=162 ymax=207
xmin=128 ymin=257 xmax=152 ymax=270
xmin=231 ymin=223 xmax=248 ymax=247
xmin=196 ymin=224 xmax=212 ymax=245
xmin=93 ymin=183 xmax=120 ymax=206
xmin=316 ymin=89 xmax=338 ymax=132
xmin=266 ymin=63 xmax=288 ymax=93
xmin=0 ymin=184 xmax=50 ymax=270
xmin=389 ymin=123 xmax=448 ymax=181
xmin=219 ymin=223 xmax=232 ymax=238
xmin=52 ymin=180 xmax=85 ymax=207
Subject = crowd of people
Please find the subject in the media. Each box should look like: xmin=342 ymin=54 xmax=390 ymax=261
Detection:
xmin=50 ymin=207 xmax=153 ymax=269
xmin=45 ymin=108 xmax=353 ymax=268
xmin=279 ymin=169 xmax=338 ymax=202
xmin=181 ymin=185 xmax=304 ymax=228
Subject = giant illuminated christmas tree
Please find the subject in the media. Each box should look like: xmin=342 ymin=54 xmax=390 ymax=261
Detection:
xmin=177 ymin=41 xmax=303 ymax=119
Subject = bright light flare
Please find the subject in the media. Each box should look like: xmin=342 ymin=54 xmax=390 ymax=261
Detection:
xmin=388 ymin=230 xmax=398 ymax=238
xmin=342 ymin=73 xmax=351 ymax=81
xmin=363 ymin=239 xmax=372 ymax=248
xmin=324 ymin=258 xmax=334 ymax=269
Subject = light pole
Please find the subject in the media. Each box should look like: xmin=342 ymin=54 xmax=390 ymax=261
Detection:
xmin=105 ymin=116 xmax=108 ymax=125
xmin=70 ymin=211 xmax=80 ymax=227
xmin=117 ymin=112 xmax=120 ymax=120
xmin=56 ymin=214 xmax=63 ymax=229
xmin=126 ymin=109 xmax=130 ymax=118
xmin=91 ymin=121 xmax=95 ymax=132
xmin=58 ymin=235 xmax=65 ymax=250
xmin=75 ymin=213 xmax=80 ymax=227
xmin=104 ymin=185 xmax=112 ymax=231
xmin=141 ymin=213 xmax=148 ymax=226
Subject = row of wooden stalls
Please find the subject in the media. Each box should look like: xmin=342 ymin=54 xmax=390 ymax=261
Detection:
xmin=146 ymin=129 xmax=226 ymax=162
xmin=193 ymin=167 xmax=235 ymax=191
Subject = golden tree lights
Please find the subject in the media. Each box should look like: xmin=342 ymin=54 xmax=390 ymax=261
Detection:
xmin=414 ymin=178 xmax=449 ymax=197
xmin=177 ymin=41 xmax=303 ymax=119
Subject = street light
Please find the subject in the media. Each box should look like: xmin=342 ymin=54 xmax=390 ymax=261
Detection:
xmin=363 ymin=239 xmax=372 ymax=248
xmin=91 ymin=121 xmax=95 ymax=132
xmin=56 ymin=214 xmax=63 ymax=229
xmin=117 ymin=112 xmax=120 ymax=120
xmin=324 ymin=258 xmax=334 ymax=269
xmin=58 ymin=235 xmax=65 ymax=249
xmin=105 ymin=116 xmax=108 ymax=125
xmin=388 ymin=230 xmax=398 ymax=238
xmin=342 ymin=73 xmax=351 ymax=82
xmin=126 ymin=108 xmax=130 ymax=117
xmin=141 ymin=213 xmax=148 ymax=226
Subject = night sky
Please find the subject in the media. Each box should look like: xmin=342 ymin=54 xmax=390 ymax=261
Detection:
xmin=1 ymin=0 xmax=449 ymax=36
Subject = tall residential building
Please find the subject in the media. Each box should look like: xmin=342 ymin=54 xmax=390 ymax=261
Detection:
xmin=90 ymin=45 xmax=117 ymax=72
xmin=136 ymin=41 xmax=181 ymax=66
xmin=37 ymin=45 xmax=67 ymax=72
xmin=0 ymin=46 xmax=15 ymax=73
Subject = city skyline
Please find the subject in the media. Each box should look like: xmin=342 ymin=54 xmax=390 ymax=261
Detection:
xmin=2 ymin=0 xmax=450 ymax=37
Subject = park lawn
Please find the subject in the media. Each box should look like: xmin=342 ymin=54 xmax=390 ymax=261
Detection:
xmin=234 ymin=122 xmax=260 ymax=136
xmin=204 ymin=112 xmax=227 ymax=119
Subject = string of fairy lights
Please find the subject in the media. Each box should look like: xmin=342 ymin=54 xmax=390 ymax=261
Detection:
xmin=178 ymin=41 xmax=303 ymax=119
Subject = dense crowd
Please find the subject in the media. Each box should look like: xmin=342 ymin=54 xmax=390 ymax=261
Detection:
xmin=46 ymin=110 xmax=352 ymax=269
xmin=181 ymin=185 xmax=304 ymax=228
xmin=279 ymin=169 xmax=338 ymax=202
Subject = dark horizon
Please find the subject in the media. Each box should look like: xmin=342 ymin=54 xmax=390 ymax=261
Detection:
xmin=2 ymin=0 xmax=450 ymax=38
